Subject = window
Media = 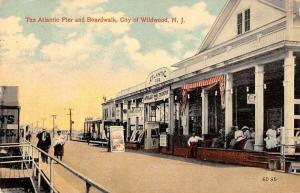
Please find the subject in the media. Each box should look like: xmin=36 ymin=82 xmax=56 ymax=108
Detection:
xmin=245 ymin=9 xmax=250 ymax=32
xmin=237 ymin=9 xmax=251 ymax=35
xmin=237 ymin=13 xmax=243 ymax=35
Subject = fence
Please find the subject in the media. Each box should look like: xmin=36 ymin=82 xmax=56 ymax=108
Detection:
xmin=0 ymin=142 xmax=110 ymax=193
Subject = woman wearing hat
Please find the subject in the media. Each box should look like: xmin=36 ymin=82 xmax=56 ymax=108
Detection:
xmin=54 ymin=130 xmax=66 ymax=161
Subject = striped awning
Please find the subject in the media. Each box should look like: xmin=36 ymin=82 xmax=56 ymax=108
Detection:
xmin=180 ymin=75 xmax=225 ymax=113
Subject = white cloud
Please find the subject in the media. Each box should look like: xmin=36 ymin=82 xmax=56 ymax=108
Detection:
xmin=0 ymin=16 xmax=23 ymax=35
xmin=172 ymin=40 xmax=184 ymax=55
xmin=156 ymin=1 xmax=216 ymax=32
xmin=0 ymin=16 xmax=40 ymax=62
xmin=41 ymin=33 xmax=101 ymax=65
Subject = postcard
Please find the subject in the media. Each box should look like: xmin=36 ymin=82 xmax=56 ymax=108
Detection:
xmin=1 ymin=0 xmax=300 ymax=193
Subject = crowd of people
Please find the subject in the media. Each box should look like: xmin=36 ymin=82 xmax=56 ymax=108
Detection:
xmin=187 ymin=124 xmax=284 ymax=153
xmin=25 ymin=126 xmax=67 ymax=163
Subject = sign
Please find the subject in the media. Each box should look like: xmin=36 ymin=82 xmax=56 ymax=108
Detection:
xmin=0 ymin=109 xmax=19 ymax=127
xmin=128 ymin=107 xmax=143 ymax=118
xmin=160 ymin=133 xmax=167 ymax=147
xmin=146 ymin=67 xmax=170 ymax=87
xmin=110 ymin=126 xmax=125 ymax=152
xmin=143 ymin=89 xmax=170 ymax=103
xmin=115 ymin=107 xmax=121 ymax=120
xmin=247 ymin=94 xmax=255 ymax=104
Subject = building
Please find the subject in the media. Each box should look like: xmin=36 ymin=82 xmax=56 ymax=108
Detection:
xmin=102 ymin=0 xmax=300 ymax=155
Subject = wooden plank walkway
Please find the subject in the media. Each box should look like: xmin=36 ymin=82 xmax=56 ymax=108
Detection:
xmin=0 ymin=168 xmax=32 ymax=179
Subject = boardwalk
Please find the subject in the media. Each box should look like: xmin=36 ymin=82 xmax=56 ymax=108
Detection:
xmin=39 ymin=141 xmax=300 ymax=193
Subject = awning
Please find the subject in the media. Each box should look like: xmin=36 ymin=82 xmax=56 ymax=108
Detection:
xmin=180 ymin=75 xmax=225 ymax=113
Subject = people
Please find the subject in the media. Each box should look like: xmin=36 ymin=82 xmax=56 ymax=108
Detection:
xmin=226 ymin=126 xmax=237 ymax=148
xmin=25 ymin=125 xmax=32 ymax=142
xmin=36 ymin=129 xmax=51 ymax=163
xmin=211 ymin=129 xmax=225 ymax=148
xmin=264 ymin=125 xmax=278 ymax=151
xmin=243 ymin=127 xmax=255 ymax=151
xmin=25 ymin=131 xmax=32 ymax=142
xmin=54 ymin=130 xmax=66 ymax=161
xmin=86 ymin=131 xmax=91 ymax=145
xmin=187 ymin=133 xmax=203 ymax=158
xmin=232 ymin=126 xmax=247 ymax=150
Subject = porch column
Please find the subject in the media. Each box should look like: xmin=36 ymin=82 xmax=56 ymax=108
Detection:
xmin=225 ymin=73 xmax=233 ymax=136
xmin=254 ymin=64 xmax=264 ymax=151
xmin=169 ymin=90 xmax=175 ymax=135
xmin=284 ymin=50 xmax=295 ymax=155
xmin=183 ymin=100 xmax=189 ymax=135
xmin=202 ymin=90 xmax=209 ymax=135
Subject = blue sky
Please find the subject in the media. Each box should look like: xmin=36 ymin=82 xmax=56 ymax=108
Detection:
xmin=0 ymin=0 xmax=226 ymax=129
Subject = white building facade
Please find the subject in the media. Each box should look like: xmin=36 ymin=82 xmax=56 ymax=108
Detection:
xmin=102 ymin=0 xmax=300 ymax=154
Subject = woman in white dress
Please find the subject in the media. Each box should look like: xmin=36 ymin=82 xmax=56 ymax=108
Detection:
xmin=54 ymin=130 xmax=66 ymax=161
xmin=264 ymin=125 xmax=278 ymax=150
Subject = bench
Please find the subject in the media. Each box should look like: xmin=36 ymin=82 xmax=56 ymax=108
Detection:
xmin=89 ymin=140 xmax=108 ymax=147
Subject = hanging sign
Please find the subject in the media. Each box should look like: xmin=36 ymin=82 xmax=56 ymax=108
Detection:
xmin=146 ymin=67 xmax=170 ymax=87
xmin=110 ymin=126 xmax=125 ymax=152
xmin=247 ymin=94 xmax=255 ymax=104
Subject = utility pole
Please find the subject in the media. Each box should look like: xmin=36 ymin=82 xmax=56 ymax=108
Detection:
xmin=65 ymin=108 xmax=73 ymax=140
xmin=51 ymin=115 xmax=57 ymax=137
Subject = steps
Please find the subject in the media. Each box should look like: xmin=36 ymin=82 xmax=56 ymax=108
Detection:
xmin=243 ymin=154 xmax=270 ymax=168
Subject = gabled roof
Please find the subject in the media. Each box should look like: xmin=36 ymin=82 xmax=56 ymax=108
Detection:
xmin=197 ymin=0 xmax=286 ymax=53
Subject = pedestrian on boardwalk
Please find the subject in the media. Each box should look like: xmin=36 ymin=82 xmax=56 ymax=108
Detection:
xmin=187 ymin=133 xmax=203 ymax=158
xmin=25 ymin=125 xmax=32 ymax=142
xmin=36 ymin=129 xmax=51 ymax=163
xmin=86 ymin=131 xmax=91 ymax=145
xmin=54 ymin=130 xmax=66 ymax=161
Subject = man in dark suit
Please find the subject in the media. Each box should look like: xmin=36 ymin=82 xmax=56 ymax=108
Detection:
xmin=37 ymin=129 xmax=51 ymax=163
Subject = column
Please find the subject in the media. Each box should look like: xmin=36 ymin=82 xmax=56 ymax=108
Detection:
xmin=183 ymin=100 xmax=189 ymax=135
xmin=201 ymin=90 xmax=209 ymax=135
xmin=254 ymin=64 xmax=264 ymax=151
xmin=284 ymin=51 xmax=295 ymax=155
xmin=169 ymin=90 xmax=175 ymax=135
xmin=225 ymin=73 xmax=233 ymax=136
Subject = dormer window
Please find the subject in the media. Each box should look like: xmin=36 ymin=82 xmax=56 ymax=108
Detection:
xmin=237 ymin=13 xmax=243 ymax=35
xmin=237 ymin=8 xmax=251 ymax=35
xmin=245 ymin=9 xmax=251 ymax=32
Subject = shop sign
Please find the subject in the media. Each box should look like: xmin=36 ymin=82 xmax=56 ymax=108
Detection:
xmin=128 ymin=107 xmax=143 ymax=117
xmin=146 ymin=67 xmax=170 ymax=87
xmin=0 ymin=109 xmax=19 ymax=127
xmin=160 ymin=133 xmax=167 ymax=147
xmin=115 ymin=107 xmax=121 ymax=120
xmin=143 ymin=89 xmax=170 ymax=103
xmin=110 ymin=126 xmax=125 ymax=152
xmin=247 ymin=94 xmax=255 ymax=104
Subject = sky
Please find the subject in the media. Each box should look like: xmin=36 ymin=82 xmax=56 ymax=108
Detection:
xmin=0 ymin=0 xmax=226 ymax=130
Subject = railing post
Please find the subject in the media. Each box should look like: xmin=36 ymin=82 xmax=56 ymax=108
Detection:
xmin=86 ymin=181 xmax=91 ymax=193
xmin=50 ymin=158 xmax=54 ymax=193
xmin=38 ymin=151 xmax=41 ymax=191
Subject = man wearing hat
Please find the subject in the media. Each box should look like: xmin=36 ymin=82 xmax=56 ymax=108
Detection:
xmin=37 ymin=129 xmax=51 ymax=163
